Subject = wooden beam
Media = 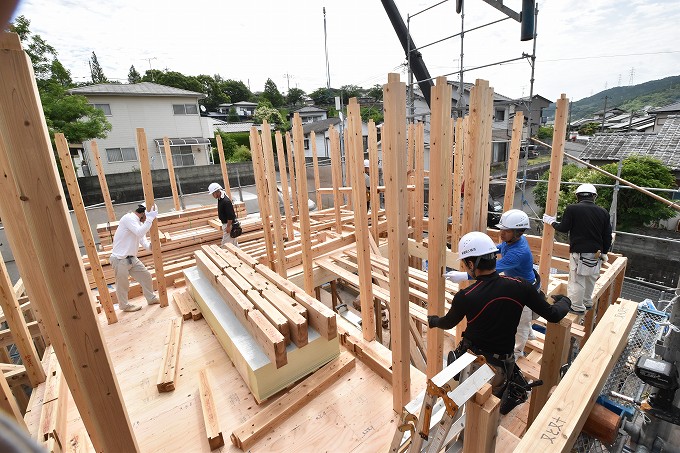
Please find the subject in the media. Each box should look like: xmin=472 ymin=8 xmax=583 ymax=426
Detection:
xmin=451 ymin=118 xmax=464 ymax=251
xmin=136 ymin=128 xmax=169 ymax=307
xmin=426 ymin=77 xmax=453 ymax=378
xmin=310 ymin=131 xmax=323 ymax=209
xmin=0 ymin=366 xmax=26 ymax=430
xmin=249 ymin=127 xmax=276 ymax=271
xmin=274 ymin=131 xmax=295 ymax=241
xmin=230 ymin=351 xmax=355 ymax=450
xmin=0 ymin=251 xmax=45 ymax=386
xmin=157 ymin=317 xmax=183 ymax=392
xmin=90 ymin=140 xmax=116 ymax=222
xmin=0 ymin=32 xmax=137 ymax=452
xmin=517 ymin=300 xmax=637 ymax=452
xmin=291 ymin=114 xmax=315 ymax=296
xmin=56 ymin=133 xmax=118 ymax=324
xmin=368 ymin=120 xmax=380 ymax=241
xmin=172 ymin=290 xmax=193 ymax=320
xmin=414 ymin=122 xmax=425 ymax=243
xmin=383 ymin=73 xmax=411 ymax=411
xmin=162 ymin=136 xmax=182 ymax=211
xmin=215 ymin=134 xmax=232 ymax=198
xmin=198 ymin=368 xmax=224 ymax=450
xmin=285 ymin=131 xmax=299 ymax=217
xmin=261 ymin=122 xmax=287 ymax=278
xmin=502 ymin=112 xmax=524 ymax=211
xmin=328 ymin=125 xmax=344 ymax=234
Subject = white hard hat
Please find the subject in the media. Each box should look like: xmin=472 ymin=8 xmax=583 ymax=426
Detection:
xmin=458 ymin=232 xmax=499 ymax=260
xmin=496 ymin=209 xmax=530 ymax=230
xmin=364 ymin=159 xmax=370 ymax=168
xmin=208 ymin=182 xmax=223 ymax=194
xmin=575 ymin=183 xmax=597 ymax=195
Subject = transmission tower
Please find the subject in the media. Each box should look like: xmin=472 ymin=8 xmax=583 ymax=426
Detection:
xmin=629 ymin=67 xmax=635 ymax=85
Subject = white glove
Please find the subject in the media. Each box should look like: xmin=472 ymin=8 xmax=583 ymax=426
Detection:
xmin=145 ymin=204 xmax=158 ymax=220
xmin=443 ymin=271 xmax=469 ymax=283
xmin=601 ymin=253 xmax=609 ymax=263
xmin=542 ymin=214 xmax=556 ymax=225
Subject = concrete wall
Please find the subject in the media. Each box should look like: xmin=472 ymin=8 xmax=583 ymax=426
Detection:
xmin=66 ymin=162 xmax=255 ymax=207
xmin=611 ymin=228 xmax=680 ymax=288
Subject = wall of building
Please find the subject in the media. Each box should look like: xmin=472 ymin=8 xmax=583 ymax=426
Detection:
xmin=611 ymin=228 xmax=680 ymax=288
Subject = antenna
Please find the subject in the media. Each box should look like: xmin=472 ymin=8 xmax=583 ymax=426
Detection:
xmin=283 ymin=73 xmax=294 ymax=92
xmin=143 ymin=57 xmax=157 ymax=82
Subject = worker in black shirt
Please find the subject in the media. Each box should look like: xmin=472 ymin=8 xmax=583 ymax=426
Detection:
xmin=208 ymin=182 xmax=238 ymax=247
xmin=542 ymin=183 xmax=612 ymax=314
xmin=428 ymin=231 xmax=571 ymax=396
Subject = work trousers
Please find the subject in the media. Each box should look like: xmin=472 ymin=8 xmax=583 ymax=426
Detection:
xmin=514 ymin=305 xmax=534 ymax=361
xmin=110 ymin=256 xmax=156 ymax=308
xmin=568 ymin=252 xmax=600 ymax=311
xmin=221 ymin=225 xmax=239 ymax=247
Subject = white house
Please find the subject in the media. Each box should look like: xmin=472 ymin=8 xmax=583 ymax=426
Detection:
xmin=301 ymin=118 xmax=342 ymax=158
xmin=292 ymin=106 xmax=328 ymax=124
xmin=217 ymin=101 xmax=258 ymax=119
xmin=68 ymin=82 xmax=210 ymax=175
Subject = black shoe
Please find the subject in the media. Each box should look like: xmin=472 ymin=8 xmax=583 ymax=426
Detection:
xmin=569 ymin=307 xmax=586 ymax=315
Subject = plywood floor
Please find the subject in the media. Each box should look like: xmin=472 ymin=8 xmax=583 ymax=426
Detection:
xmin=49 ymin=286 xmax=426 ymax=452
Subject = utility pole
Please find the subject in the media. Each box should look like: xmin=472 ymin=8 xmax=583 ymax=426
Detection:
xmin=283 ymin=73 xmax=294 ymax=92
xmin=323 ymin=7 xmax=331 ymax=89
xmin=143 ymin=57 xmax=157 ymax=82
xmin=600 ymin=96 xmax=609 ymax=132
xmin=457 ymin=1 xmax=465 ymax=118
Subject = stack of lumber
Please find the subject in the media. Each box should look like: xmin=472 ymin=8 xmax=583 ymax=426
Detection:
xmin=185 ymin=244 xmax=339 ymax=403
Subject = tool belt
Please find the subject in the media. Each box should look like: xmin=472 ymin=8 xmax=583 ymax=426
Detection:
xmin=454 ymin=338 xmax=513 ymax=367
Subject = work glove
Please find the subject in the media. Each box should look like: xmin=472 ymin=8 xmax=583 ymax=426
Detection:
xmin=542 ymin=214 xmax=556 ymax=225
xmin=145 ymin=204 xmax=158 ymax=220
xmin=601 ymin=253 xmax=609 ymax=263
xmin=144 ymin=241 xmax=152 ymax=251
xmin=551 ymin=294 xmax=571 ymax=307
xmin=443 ymin=270 xmax=469 ymax=283
xmin=427 ymin=315 xmax=439 ymax=328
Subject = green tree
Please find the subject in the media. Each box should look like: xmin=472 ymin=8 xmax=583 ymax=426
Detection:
xmin=89 ymin=51 xmax=108 ymax=83
xmin=196 ymin=74 xmax=230 ymax=111
xmin=230 ymin=145 xmax=252 ymax=162
xmin=360 ymin=106 xmax=384 ymax=123
xmin=262 ymin=78 xmax=284 ymax=107
xmin=254 ymin=103 xmax=284 ymax=127
xmin=578 ymin=122 xmax=600 ymax=136
xmin=340 ymin=84 xmax=363 ymax=103
xmin=228 ymin=107 xmax=239 ymax=122
xmin=309 ymin=87 xmax=338 ymax=106
xmin=536 ymin=125 xmax=553 ymax=139
xmin=8 ymin=16 xmax=56 ymax=79
xmin=128 ymin=65 xmax=142 ymax=83
xmin=533 ymin=157 xmax=676 ymax=231
xmin=223 ymin=79 xmax=252 ymax=103
xmin=367 ymin=84 xmax=383 ymax=101
xmin=286 ymin=87 xmax=306 ymax=106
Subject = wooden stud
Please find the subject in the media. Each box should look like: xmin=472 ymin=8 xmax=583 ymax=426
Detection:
xmin=0 ymin=32 xmax=138 ymax=452
xmin=329 ymin=125 xmax=344 ymax=234
xmin=0 ymin=366 xmax=26 ymax=430
xmin=162 ymin=137 xmax=182 ymax=211
xmin=348 ymin=98 xmax=376 ymax=341
xmin=478 ymin=81 xmax=494 ymax=229
xmin=517 ymin=300 xmax=637 ymax=452
xmin=451 ymin=118 xmax=464 ymax=250
xmin=136 ymin=127 xmax=169 ymax=307
xmin=261 ymin=288 xmax=308 ymax=347
xmin=291 ymin=114 xmax=315 ymax=296
xmin=198 ymin=368 xmax=224 ymax=450
xmin=285 ymin=131 xmax=299 ymax=217
xmin=249 ymin=127 xmax=276 ymax=270
xmin=56 ymin=134 xmax=118 ymax=324
xmin=343 ymin=126 xmax=354 ymax=210
xmin=172 ymin=291 xmax=193 ymax=320
xmin=260 ymin=121 xmax=287 ymax=278
xmin=157 ymin=317 xmax=183 ymax=392
xmin=368 ymin=120 xmax=380 ymax=240
xmin=426 ymin=77 xmax=453 ymax=378
xmin=383 ymin=73 xmax=411 ymax=411
xmin=414 ymin=122 xmax=425 ymax=243
xmin=311 ymin=131 xmax=323 ymax=209
xmin=214 ymin=134 xmax=232 ymax=198
xmin=275 ymin=131 xmax=295 ymax=241
xmin=502 ymin=112 xmax=524 ymax=211
xmin=90 ymin=140 xmax=116 ymax=222
xmin=230 ymin=351 xmax=355 ymax=450
xmin=38 ymin=350 xmax=68 ymax=449
xmin=463 ymin=383 xmax=501 ymax=453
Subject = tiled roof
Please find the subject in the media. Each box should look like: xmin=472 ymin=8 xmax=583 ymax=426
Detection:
xmin=69 ymin=82 xmax=205 ymax=98
xmin=580 ymin=115 xmax=680 ymax=170
xmin=302 ymin=118 xmax=342 ymax=134
xmin=295 ymin=106 xmax=327 ymax=114
xmin=649 ymin=101 xmax=680 ymax=114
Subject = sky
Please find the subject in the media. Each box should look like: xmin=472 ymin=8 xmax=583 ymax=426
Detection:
xmin=11 ymin=0 xmax=680 ymax=104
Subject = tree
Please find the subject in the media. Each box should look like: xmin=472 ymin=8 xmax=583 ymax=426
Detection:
xmin=223 ymin=80 xmax=252 ymax=103
xmin=361 ymin=106 xmax=384 ymax=124
xmin=367 ymin=84 xmax=383 ymax=101
xmin=8 ymin=16 xmax=56 ymax=79
xmin=253 ymin=101 xmax=285 ymax=128
xmin=89 ymin=51 xmax=108 ymax=84
xmin=340 ymin=84 xmax=363 ymax=102
xmin=309 ymin=87 xmax=338 ymax=106
xmin=537 ymin=125 xmax=553 ymax=139
xmin=128 ymin=65 xmax=142 ymax=83
xmin=262 ymin=78 xmax=284 ymax=107
xmin=578 ymin=122 xmax=600 ymax=136
xmin=228 ymin=107 xmax=239 ymax=122
xmin=533 ymin=157 xmax=676 ymax=231
xmin=286 ymin=87 xmax=306 ymax=107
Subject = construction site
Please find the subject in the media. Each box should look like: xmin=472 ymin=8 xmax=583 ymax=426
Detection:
xmin=2 ymin=1 xmax=680 ymax=451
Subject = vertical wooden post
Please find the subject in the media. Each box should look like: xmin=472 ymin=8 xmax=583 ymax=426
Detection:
xmin=343 ymin=127 xmax=353 ymax=210
xmin=368 ymin=120 xmax=380 ymax=241
xmin=0 ymin=370 xmax=26 ymax=430
xmin=292 ymin=114 xmax=314 ymax=296
xmin=463 ymin=385 xmax=501 ymax=453
xmin=261 ymin=121 xmax=287 ymax=278
xmin=348 ymin=99 xmax=375 ymax=341
xmin=383 ymin=73 xmax=410 ymax=411
xmin=0 ymin=31 xmax=138 ymax=451
xmin=249 ymin=127 xmax=276 ymax=270
xmin=538 ymin=94 xmax=569 ymax=292
xmin=90 ymin=140 xmax=116 ymax=222
xmin=0 ymin=252 xmax=45 ymax=386
xmin=136 ymin=128 xmax=168 ymax=307
xmin=162 ymin=137 xmax=181 ymax=211
xmin=426 ymin=77 xmax=453 ymax=378
xmin=478 ymin=81 xmax=494 ymax=229
xmin=215 ymin=134 xmax=232 ymax=198
xmin=329 ymin=126 xmax=344 ymax=233
xmin=55 ymin=134 xmax=118 ymax=324
xmin=407 ymin=123 xmax=416 ymax=232
xmin=502 ymin=112 xmax=524 ymax=212
xmin=311 ymin=131 xmax=323 ymax=210
xmin=275 ymin=131 xmax=295 ymax=241
xmin=285 ymin=131 xmax=299 ymax=217
xmin=451 ymin=118 xmax=464 ymax=250
xmin=414 ymin=122 xmax=425 ymax=243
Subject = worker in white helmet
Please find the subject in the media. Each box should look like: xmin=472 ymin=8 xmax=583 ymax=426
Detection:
xmin=429 ymin=231 xmax=571 ymax=397
xmin=109 ymin=202 xmax=160 ymax=312
xmin=364 ymin=159 xmax=371 ymax=211
xmin=208 ymin=182 xmax=239 ymax=247
xmin=543 ymin=183 xmax=612 ymax=314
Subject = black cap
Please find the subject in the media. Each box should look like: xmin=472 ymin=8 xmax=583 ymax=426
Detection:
xmin=135 ymin=204 xmax=146 ymax=213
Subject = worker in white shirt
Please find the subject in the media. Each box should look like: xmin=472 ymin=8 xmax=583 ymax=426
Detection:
xmin=109 ymin=203 xmax=160 ymax=312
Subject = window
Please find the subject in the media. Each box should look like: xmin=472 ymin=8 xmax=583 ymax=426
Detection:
xmin=90 ymin=103 xmax=112 ymax=115
xmin=495 ymin=109 xmax=505 ymax=121
xmin=304 ymin=138 xmax=309 ymax=150
xmin=106 ymin=147 xmax=137 ymax=163
xmin=173 ymin=104 xmax=198 ymax=115
xmin=171 ymin=145 xmax=195 ymax=167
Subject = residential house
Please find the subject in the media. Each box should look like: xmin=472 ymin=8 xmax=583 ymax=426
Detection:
xmin=216 ymin=101 xmax=258 ymax=120
xmin=68 ymin=82 xmax=210 ymax=175
xmin=649 ymin=101 xmax=680 ymax=132
xmin=301 ymin=118 xmax=342 ymax=159
xmin=514 ymin=94 xmax=552 ymax=138
xmin=291 ymin=106 xmax=328 ymax=124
